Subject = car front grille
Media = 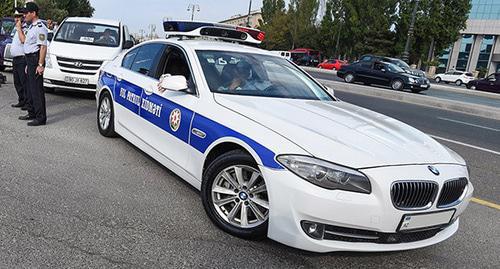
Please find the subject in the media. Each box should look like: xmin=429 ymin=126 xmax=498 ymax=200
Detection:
xmin=391 ymin=181 xmax=438 ymax=210
xmin=437 ymin=178 xmax=468 ymax=207
xmin=322 ymin=224 xmax=448 ymax=244
xmin=56 ymin=56 xmax=102 ymax=75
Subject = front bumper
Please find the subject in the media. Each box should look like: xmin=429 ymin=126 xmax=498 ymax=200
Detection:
xmin=406 ymin=82 xmax=430 ymax=91
xmin=262 ymin=163 xmax=472 ymax=252
xmin=44 ymin=66 xmax=98 ymax=92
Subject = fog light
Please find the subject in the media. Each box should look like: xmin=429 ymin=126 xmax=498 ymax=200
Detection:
xmin=44 ymin=79 xmax=51 ymax=84
xmin=301 ymin=221 xmax=325 ymax=240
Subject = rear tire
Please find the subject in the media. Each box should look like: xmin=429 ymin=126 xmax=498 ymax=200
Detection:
xmin=391 ymin=79 xmax=404 ymax=91
xmin=201 ymin=150 xmax=269 ymax=239
xmin=435 ymin=77 xmax=441 ymax=83
xmin=344 ymin=73 xmax=355 ymax=83
xmin=97 ymin=91 xmax=117 ymax=137
xmin=455 ymin=80 xmax=462 ymax=86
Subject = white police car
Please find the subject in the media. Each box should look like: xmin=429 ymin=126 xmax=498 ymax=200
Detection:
xmin=96 ymin=21 xmax=473 ymax=252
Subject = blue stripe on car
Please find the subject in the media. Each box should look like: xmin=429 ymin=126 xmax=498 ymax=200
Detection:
xmin=102 ymin=72 xmax=283 ymax=169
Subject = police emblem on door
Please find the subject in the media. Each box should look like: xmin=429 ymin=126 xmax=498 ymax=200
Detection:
xmin=169 ymin=109 xmax=181 ymax=132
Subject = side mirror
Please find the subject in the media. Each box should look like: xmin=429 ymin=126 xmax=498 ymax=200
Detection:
xmin=123 ymin=40 xmax=134 ymax=49
xmin=159 ymin=74 xmax=188 ymax=92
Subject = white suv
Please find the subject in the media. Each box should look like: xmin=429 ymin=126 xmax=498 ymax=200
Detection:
xmin=434 ymin=70 xmax=475 ymax=86
xmin=44 ymin=17 xmax=134 ymax=92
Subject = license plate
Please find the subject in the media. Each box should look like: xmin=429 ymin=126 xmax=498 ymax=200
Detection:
xmin=398 ymin=210 xmax=455 ymax=231
xmin=64 ymin=76 xmax=89 ymax=85
xmin=420 ymin=84 xmax=429 ymax=88
xmin=3 ymin=61 xmax=12 ymax=67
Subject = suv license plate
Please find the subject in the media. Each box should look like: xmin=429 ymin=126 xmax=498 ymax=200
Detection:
xmin=398 ymin=210 xmax=455 ymax=231
xmin=64 ymin=76 xmax=89 ymax=85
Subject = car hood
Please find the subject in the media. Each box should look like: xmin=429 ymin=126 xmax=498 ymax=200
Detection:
xmin=49 ymin=41 xmax=121 ymax=61
xmin=214 ymin=94 xmax=464 ymax=168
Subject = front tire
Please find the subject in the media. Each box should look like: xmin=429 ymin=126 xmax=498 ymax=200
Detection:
xmin=391 ymin=79 xmax=404 ymax=91
xmin=435 ymin=77 xmax=441 ymax=83
xmin=344 ymin=73 xmax=355 ymax=83
xmin=201 ymin=150 xmax=269 ymax=239
xmin=97 ymin=91 xmax=117 ymax=137
xmin=455 ymin=80 xmax=463 ymax=86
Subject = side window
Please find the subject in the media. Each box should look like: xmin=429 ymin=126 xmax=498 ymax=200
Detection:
xmin=122 ymin=47 xmax=139 ymax=69
xmin=360 ymin=56 xmax=371 ymax=62
xmin=373 ymin=62 xmax=384 ymax=71
xmin=453 ymin=72 xmax=462 ymax=75
xmin=130 ymin=43 xmax=165 ymax=77
xmin=161 ymin=46 xmax=192 ymax=81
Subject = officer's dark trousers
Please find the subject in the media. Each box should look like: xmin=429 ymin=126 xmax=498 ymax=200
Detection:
xmin=25 ymin=52 xmax=46 ymax=123
xmin=13 ymin=56 xmax=27 ymax=106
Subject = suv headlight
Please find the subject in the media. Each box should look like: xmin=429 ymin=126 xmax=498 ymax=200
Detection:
xmin=45 ymin=53 xmax=52 ymax=68
xmin=408 ymin=77 xmax=416 ymax=83
xmin=277 ymin=155 xmax=371 ymax=193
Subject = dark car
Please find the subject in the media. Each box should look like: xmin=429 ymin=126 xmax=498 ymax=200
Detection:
xmin=359 ymin=54 xmax=426 ymax=78
xmin=0 ymin=17 xmax=15 ymax=71
xmin=466 ymin=73 xmax=500 ymax=94
xmin=337 ymin=60 xmax=430 ymax=93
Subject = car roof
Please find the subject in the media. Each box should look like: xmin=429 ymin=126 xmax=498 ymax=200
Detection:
xmin=144 ymin=38 xmax=276 ymax=56
xmin=64 ymin=17 xmax=120 ymax=27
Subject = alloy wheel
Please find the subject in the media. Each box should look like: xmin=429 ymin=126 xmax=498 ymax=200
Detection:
xmin=99 ymin=96 xmax=111 ymax=130
xmin=211 ymin=165 xmax=269 ymax=229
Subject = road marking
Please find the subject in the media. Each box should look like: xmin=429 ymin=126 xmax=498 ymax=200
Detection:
xmin=471 ymin=197 xmax=500 ymax=210
xmin=437 ymin=117 xmax=500 ymax=132
xmin=430 ymin=135 xmax=500 ymax=156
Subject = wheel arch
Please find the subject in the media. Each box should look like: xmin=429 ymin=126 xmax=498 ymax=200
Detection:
xmin=202 ymin=138 xmax=263 ymax=177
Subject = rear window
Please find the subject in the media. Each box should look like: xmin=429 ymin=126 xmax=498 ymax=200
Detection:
xmin=465 ymin=72 xmax=474 ymax=77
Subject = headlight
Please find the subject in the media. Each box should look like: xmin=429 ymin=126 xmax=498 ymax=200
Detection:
xmin=277 ymin=155 xmax=371 ymax=193
xmin=408 ymin=77 xmax=416 ymax=83
xmin=45 ymin=53 xmax=52 ymax=68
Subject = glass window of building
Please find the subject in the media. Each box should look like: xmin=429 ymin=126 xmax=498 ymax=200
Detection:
xmin=470 ymin=0 xmax=500 ymax=20
xmin=437 ymin=47 xmax=451 ymax=74
xmin=476 ymin=35 xmax=495 ymax=70
xmin=456 ymin=34 xmax=474 ymax=71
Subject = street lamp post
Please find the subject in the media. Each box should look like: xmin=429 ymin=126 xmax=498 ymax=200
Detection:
xmin=246 ymin=0 xmax=253 ymax=27
xmin=402 ymin=0 xmax=420 ymax=63
xmin=187 ymin=4 xmax=200 ymax=21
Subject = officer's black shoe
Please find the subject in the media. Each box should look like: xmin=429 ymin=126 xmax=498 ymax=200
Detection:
xmin=19 ymin=115 xmax=35 ymax=120
xmin=11 ymin=103 xmax=25 ymax=108
xmin=21 ymin=106 xmax=28 ymax=111
xmin=27 ymin=120 xmax=46 ymax=126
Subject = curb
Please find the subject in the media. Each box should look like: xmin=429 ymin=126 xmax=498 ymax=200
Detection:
xmin=301 ymin=66 xmax=500 ymax=100
xmin=318 ymin=79 xmax=500 ymax=121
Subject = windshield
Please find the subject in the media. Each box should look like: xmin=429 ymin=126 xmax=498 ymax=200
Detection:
xmin=1 ymin=20 xmax=14 ymax=36
xmin=196 ymin=50 xmax=333 ymax=101
xmin=54 ymin=22 xmax=120 ymax=47
xmin=392 ymin=59 xmax=410 ymax=69
xmin=387 ymin=63 xmax=405 ymax=73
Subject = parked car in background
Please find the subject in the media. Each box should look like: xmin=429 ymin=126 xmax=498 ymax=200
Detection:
xmin=0 ymin=17 xmax=15 ymax=71
xmin=270 ymin=50 xmax=292 ymax=61
xmin=337 ymin=60 xmax=430 ymax=93
xmin=317 ymin=59 xmax=347 ymax=70
xmin=359 ymin=55 xmax=426 ymax=78
xmin=290 ymin=48 xmax=321 ymax=66
xmin=44 ymin=17 xmax=134 ymax=92
xmin=466 ymin=73 xmax=500 ymax=93
xmin=434 ymin=70 xmax=475 ymax=86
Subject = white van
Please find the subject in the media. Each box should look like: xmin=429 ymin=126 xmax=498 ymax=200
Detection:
xmin=44 ymin=17 xmax=134 ymax=92
xmin=270 ymin=50 xmax=291 ymax=61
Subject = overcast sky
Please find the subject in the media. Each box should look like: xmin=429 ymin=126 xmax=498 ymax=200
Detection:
xmin=89 ymin=0 xmax=263 ymax=34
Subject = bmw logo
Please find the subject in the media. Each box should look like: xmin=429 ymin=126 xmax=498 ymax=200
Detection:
xmin=428 ymin=165 xmax=440 ymax=176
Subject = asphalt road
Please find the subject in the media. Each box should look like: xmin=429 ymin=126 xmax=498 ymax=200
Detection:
xmin=0 ymin=75 xmax=499 ymax=268
xmin=307 ymin=70 xmax=500 ymax=108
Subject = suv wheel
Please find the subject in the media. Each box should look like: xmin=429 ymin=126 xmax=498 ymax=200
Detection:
xmin=455 ymin=80 xmax=463 ymax=86
xmin=435 ymin=77 xmax=441 ymax=83
xmin=201 ymin=150 xmax=269 ymax=239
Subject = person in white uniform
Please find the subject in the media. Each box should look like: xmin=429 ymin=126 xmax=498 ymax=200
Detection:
xmin=10 ymin=10 xmax=28 ymax=110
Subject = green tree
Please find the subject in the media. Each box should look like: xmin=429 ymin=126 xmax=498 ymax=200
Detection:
xmin=395 ymin=0 xmax=471 ymax=65
xmin=259 ymin=0 xmax=292 ymax=50
xmin=36 ymin=0 xmax=68 ymax=23
xmin=0 ymin=0 xmax=25 ymax=18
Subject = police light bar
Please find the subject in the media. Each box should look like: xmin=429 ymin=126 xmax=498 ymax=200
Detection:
xmin=163 ymin=21 xmax=265 ymax=44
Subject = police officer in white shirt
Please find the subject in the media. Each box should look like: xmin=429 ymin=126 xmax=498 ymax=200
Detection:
xmin=17 ymin=2 xmax=48 ymax=126
xmin=10 ymin=10 xmax=28 ymax=110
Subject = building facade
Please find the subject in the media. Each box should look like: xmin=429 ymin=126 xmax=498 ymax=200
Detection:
xmin=439 ymin=0 xmax=500 ymax=76
xmin=219 ymin=10 xmax=262 ymax=29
